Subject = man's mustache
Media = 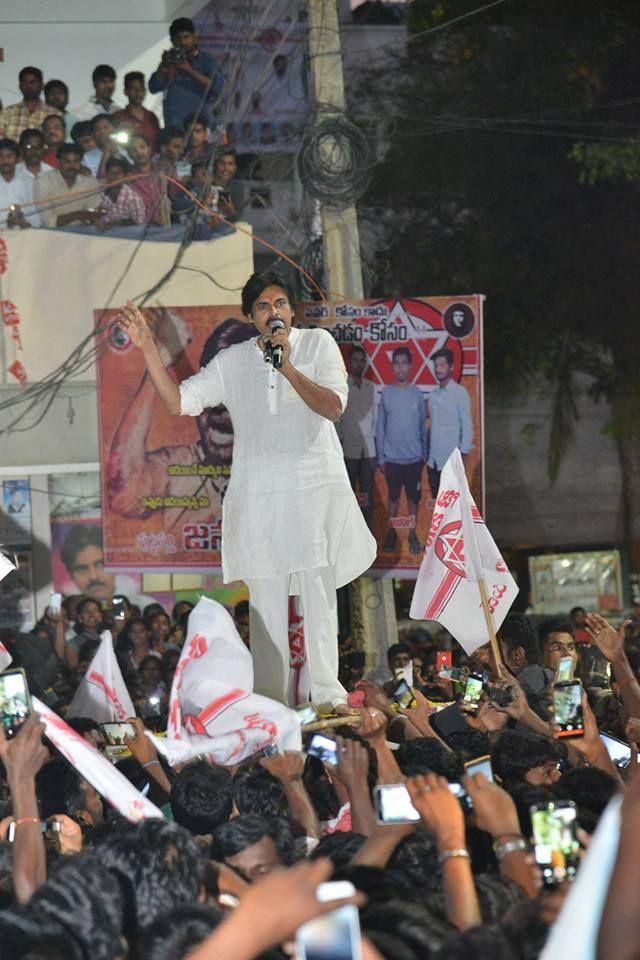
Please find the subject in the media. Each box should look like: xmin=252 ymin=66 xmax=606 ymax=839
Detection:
xmin=86 ymin=580 xmax=107 ymax=590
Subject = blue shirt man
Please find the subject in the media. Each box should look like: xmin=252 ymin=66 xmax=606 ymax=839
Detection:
xmin=376 ymin=346 xmax=428 ymax=554
xmin=427 ymin=347 xmax=473 ymax=497
xmin=149 ymin=18 xmax=223 ymax=130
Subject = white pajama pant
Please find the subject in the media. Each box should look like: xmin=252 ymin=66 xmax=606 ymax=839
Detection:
xmin=246 ymin=566 xmax=347 ymax=707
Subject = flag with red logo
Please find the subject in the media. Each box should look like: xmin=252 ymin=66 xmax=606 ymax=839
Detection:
xmin=410 ymin=448 xmax=517 ymax=654
xmin=33 ymin=696 xmax=163 ymax=822
xmin=153 ymin=596 xmax=302 ymax=766
xmin=67 ymin=630 xmax=135 ymax=722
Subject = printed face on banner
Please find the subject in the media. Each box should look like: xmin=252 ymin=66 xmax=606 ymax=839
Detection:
xmin=298 ymin=297 xmax=483 ymax=575
xmin=97 ymin=307 xmax=255 ymax=569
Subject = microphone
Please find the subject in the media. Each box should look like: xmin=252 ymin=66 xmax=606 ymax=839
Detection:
xmin=266 ymin=317 xmax=285 ymax=369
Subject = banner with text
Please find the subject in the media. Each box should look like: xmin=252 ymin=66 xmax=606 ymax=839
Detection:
xmin=97 ymin=297 xmax=483 ymax=575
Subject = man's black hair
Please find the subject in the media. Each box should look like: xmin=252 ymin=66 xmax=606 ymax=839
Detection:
xmin=431 ymin=347 xmax=454 ymax=366
xmin=334 ymin=863 xmax=416 ymax=904
xmin=90 ymin=113 xmax=115 ymax=133
xmin=491 ymin=729 xmax=564 ymax=785
xmin=66 ymin=717 xmax=101 ymax=737
xmin=77 ymin=639 xmax=100 ymax=663
xmin=215 ymin=145 xmax=237 ymax=161
xmin=170 ymin=17 xmax=196 ymax=39
xmin=36 ymin=757 xmax=69 ymax=819
xmin=232 ymin=766 xmax=289 ymax=819
xmin=184 ymin=111 xmax=209 ymax=131
xmin=44 ymin=79 xmax=68 ymax=98
xmin=23 ymin=854 xmax=124 ymax=960
xmin=159 ymin=124 xmax=185 ymax=146
xmin=70 ymin=120 xmax=93 ymax=144
xmin=76 ymin=596 xmax=102 ymax=619
xmin=199 ymin=316 xmax=254 ymax=368
xmin=43 ymin=113 xmax=65 ymax=129
xmin=499 ymin=613 xmax=541 ymax=664
xmin=349 ymin=344 xmax=367 ymax=359
xmin=396 ymin=737 xmax=465 ymax=781
xmin=139 ymin=905 xmax=223 ymax=960
xmin=19 ymin=66 xmax=43 ymax=84
xmin=553 ymin=766 xmax=617 ymax=819
xmin=57 ymin=142 xmax=84 ymax=160
xmin=538 ymin=618 xmax=575 ymax=650
xmin=170 ymin=760 xmax=233 ymax=834
xmin=92 ymin=64 xmax=116 ymax=82
xmin=95 ymin=820 xmax=202 ymax=940
xmin=234 ymin=599 xmax=249 ymax=619
xmin=130 ymin=130 xmax=151 ymax=148
xmin=388 ymin=830 xmax=441 ymax=893
xmin=392 ymin=346 xmax=412 ymax=363
xmin=0 ymin=911 xmax=85 ymax=960
xmin=19 ymin=128 xmax=44 ymax=148
xmin=570 ymin=606 xmax=586 ymax=617
xmin=309 ymin=831 xmax=367 ymax=869
xmin=241 ymin=270 xmax=295 ymax=318
xmin=105 ymin=155 xmax=131 ymax=175
xmin=0 ymin=138 xmax=19 ymax=157
xmin=386 ymin=641 xmax=411 ymax=665
xmin=441 ymin=727 xmax=491 ymax=762
xmin=60 ymin=524 xmax=102 ymax=572
xmin=211 ymin=813 xmax=296 ymax=868
xmin=124 ymin=70 xmax=145 ymax=87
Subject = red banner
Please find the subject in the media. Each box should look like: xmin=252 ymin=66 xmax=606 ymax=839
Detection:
xmin=97 ymin=296 xmax=483 ymax=575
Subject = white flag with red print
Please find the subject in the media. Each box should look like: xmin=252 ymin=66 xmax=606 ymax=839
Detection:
xmin=410 ymin=448 xmax=518 ymax=654
xmin=153 ymin=596 xmax=302 ymax=767
xmin=67 ymin=630 xmax=135 ymax=722
xmin=33 ymin=696 xmax=163 ymax=822
xmin=0 ymin=552 xmax=16 ymax=670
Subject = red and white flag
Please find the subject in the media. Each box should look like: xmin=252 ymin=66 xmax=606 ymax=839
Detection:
xmin=67 ymin=630 xmax=135 ymax=722
xmin=152 ymin=597 xmax=302 ymax=767
xmin=410 ymin=448 xmax=518 ymax=654
xmin=0 ymin=552 xmax=16 ymax=670
xmin=33 ymin=696 xmax=163 ymax=822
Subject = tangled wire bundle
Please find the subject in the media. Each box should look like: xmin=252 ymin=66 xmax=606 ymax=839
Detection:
xmin=297 ymin=111 xmax=374 ymax=209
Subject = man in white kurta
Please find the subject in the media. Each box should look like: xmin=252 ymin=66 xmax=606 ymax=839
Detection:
xmin=121 ymin=273 xmax=377 ymax=706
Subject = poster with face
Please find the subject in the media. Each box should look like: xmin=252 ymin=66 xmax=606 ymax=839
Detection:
xmin=97 ymin=306 xmax=254 ymax=569
xmin=298 ymin=296 xmax=484 ymax=576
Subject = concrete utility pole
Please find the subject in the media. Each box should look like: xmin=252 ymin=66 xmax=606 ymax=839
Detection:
xmin=307 ymin=0 xmax=397 ymax=672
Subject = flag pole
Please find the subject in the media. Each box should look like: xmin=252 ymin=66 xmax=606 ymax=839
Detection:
xmin=478 ymin=579 xmax=503 ymax=671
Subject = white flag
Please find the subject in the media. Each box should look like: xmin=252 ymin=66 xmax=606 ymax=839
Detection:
xmin=410 ymin=448 xmax=518 ymax=654
xmin=0 ymin=553 xmax=16 ymax=671
xmin=0 ymin=642 xmax=12 ymax=672
xmin=155 ymin=596 xmax=302 ymax=766
xmin=67 ymin=630 xmax=135 ymax=722
xmin=33 ymin=696 xmax=163 ymax=822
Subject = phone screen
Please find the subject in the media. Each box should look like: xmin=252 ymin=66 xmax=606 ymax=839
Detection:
xmin=100 ymin=722 xmax=136 ymax=745
xmin=374 ymin=783 xmax=420 ymax=824
xmin=308 ymin=734 xmax=338 ymax=766
xmin=0 ymin=668 xmax=31 ymax=739
xmin=462 ymin=674 xmax=484 ymax=711
xmin=555 ymin=656 xmax=574 ymax=682
xmin=390 ymin=679 xmax=415 ymax=709
xmin=531 ymin=802 xmax=580 ymax=887
xmin=297 ymin=904 xmax=362 ymax=960
xmin=600 ymin=732 xmax=631 ymax=767
xmin=296 ymin=704 xmax=319 ymax=725
xmin=436 ymin=651 xmax=452 ymax=671
xmin=553 ymin=681 xmax=584 ymax=737
xmin=464 ymin=755 xmax=494 ymax=781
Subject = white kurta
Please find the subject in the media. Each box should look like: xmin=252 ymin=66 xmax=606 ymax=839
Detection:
xmin=179 ymin=327 xmax=377 ymax=585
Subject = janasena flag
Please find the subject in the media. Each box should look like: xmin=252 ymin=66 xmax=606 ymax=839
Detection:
xmin=67 ymin=630 xmax=135 ymax=722
xmin=410 ymin=448 xmax=518 ymax=654
xmin=151 ymin=597 xmax=302 ymax=767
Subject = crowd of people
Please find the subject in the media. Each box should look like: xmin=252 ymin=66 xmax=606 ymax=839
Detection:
xmin=0 ymin=18 xmax=246 ymax=240
xmin=0 ymin=589 xmax=639 ymax=958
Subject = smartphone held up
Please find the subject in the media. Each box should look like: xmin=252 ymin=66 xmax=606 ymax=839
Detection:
xmin=0 ymin=668 xmax=32 ymax=739
xmin=552 ymin=679 xmax=584 ymax=738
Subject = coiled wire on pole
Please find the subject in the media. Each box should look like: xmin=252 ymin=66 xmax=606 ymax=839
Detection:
xmin=297 ymin=107 xmax=374 ymax=210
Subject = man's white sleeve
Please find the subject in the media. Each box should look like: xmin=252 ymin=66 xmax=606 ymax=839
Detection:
xmin=313 ymin=330 xmax=348 ymax=413
xmin=179 ymin=355 xmax=225 ymax=416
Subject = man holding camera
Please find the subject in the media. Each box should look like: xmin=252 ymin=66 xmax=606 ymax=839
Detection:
xmin=149 ymin=18 xmax=223 ymax=130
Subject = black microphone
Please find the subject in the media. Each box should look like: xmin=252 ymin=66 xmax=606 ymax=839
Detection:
xmin=267 ymin=317 xmax=285 ymax=369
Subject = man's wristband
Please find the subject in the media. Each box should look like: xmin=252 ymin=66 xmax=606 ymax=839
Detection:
xmin=142 ymin=760 xmax=160 ymax=769
xmin=438 ymin=848 xmax=470 ymax=865
xmin=13 ymin=817 xmax=40 ymax=829
xmin=493 ymin=836 xmax=528 ymax=861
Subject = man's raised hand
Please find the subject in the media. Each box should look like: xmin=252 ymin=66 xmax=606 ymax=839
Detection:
xmin=119 ymin=300 xmax=152 ymax=350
